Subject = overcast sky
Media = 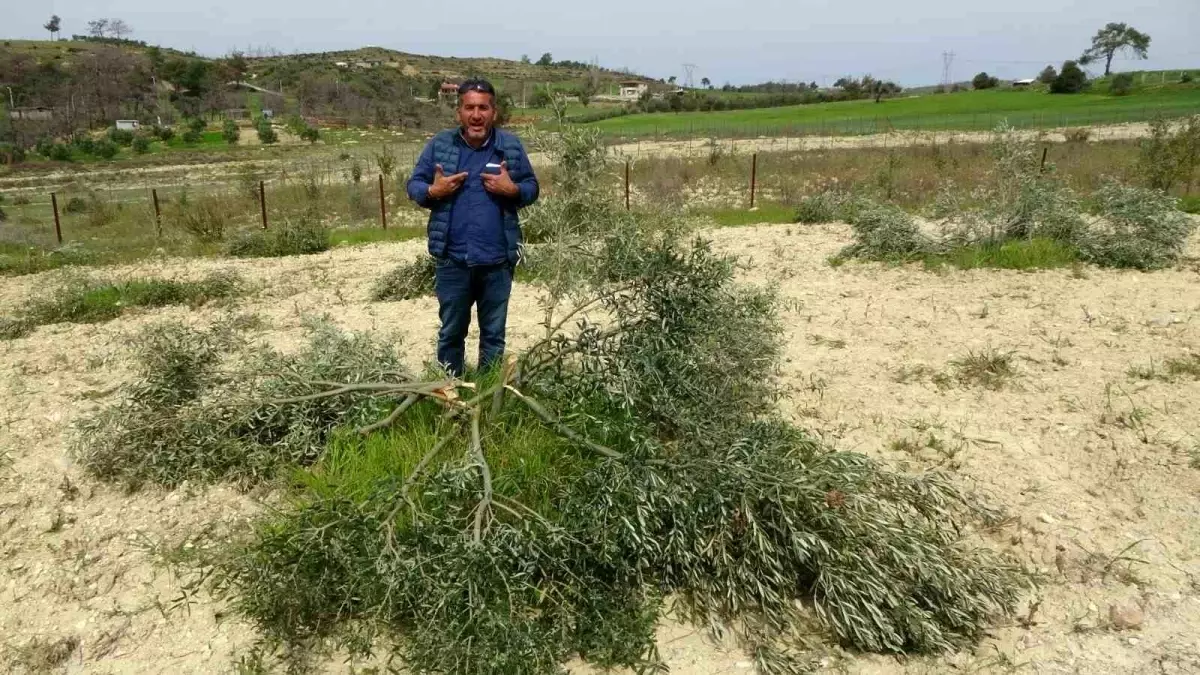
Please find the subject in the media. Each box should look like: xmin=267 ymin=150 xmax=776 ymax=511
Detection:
xmin=9 ymin=1 xmax=1199 ymax=86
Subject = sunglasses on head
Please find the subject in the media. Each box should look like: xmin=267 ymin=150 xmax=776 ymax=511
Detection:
xmin=458 ymin=80 xmax=496 ymax=96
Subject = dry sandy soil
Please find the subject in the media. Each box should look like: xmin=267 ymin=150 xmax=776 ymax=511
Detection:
xmin=2 ymin=223 xmax=1199 ymax=674
xmin=605 ymin=122 xmax=1164 ymax=161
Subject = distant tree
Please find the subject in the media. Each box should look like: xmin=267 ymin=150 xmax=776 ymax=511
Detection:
xmin=577 ymin=79 xmax=597 ymax=107
xmin=1050 ymin=60 xmax=1089 ymax=94
xmin=809 ymin=82 xmax=819 ymax=90
xmin=536 ymin=53 xmax=553 ymax=66
xmin=520 ymin=54 xmax=531 ymax=64
xmin=701 ymin=77 xmax=711 ymax=88
xmin=1079 ymin=22 xmax=1150 ymax=76
xmin=222 ymin=119 xmax=239 ymax=144
xmin=44 ymin=15 xmax=61 ymax=41
xmin=972 ymin=72 xmax=1000 ymax=90
xmin=869 ymin=79 xmax=902 ymax=102
xmin=1038 ymin=65 xmax=1057 ymax=84
xmin=257 ymin=118 xmax=277 ymax=144
xmin=224 ymin=51 xmax=248 ymax=83
xmin=529 ymin=88 xmax=554 ymax=108
xmin=1109 ymin=72 xmax=1134 ymax=95
xmin=667 ymin=76 xmax=677 ymax=85
xmin=87 ymin=19 xmax=108 ymax=38
xmin=109 ymin=19 xmax=132 ymax=40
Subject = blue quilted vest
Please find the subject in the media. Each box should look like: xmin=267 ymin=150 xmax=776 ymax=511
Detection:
xmin=425 ymin=128 xmax=530 ymax=265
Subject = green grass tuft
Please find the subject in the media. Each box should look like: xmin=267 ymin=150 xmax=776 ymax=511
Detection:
xmin=922 ymin=238 xmax=1079 ymax=271
xmin=226 ymin=221 xmax=331 ymax=258
xmin=0 ymin=272 xmax=241 ymax=339
xmin=950 ymin=349 xmax=1017 ymax=389
xmin=705 ymin=203 xmax=796 ymax=227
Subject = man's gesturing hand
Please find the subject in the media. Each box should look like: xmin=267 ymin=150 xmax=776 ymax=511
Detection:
xmin=428 ymin=164 xmax=468 ymax=200
xmin=482 ymin=161 xmax=519 ymax=198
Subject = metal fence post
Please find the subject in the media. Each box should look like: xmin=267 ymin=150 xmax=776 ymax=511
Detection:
xmin=624 ymin=159 xmax=631 ymax=211
xmin=749 ymin=153 xmax=758 ymax=209
xmin=378 ymin=174 xmax=388 ymax=229
xmin=152 ymin=188 xmax=162 ymax=237
xmin=51 ymin=192 xmax=63 ymax=244
xmin=259 ymin=180 xmax=268 ymax=230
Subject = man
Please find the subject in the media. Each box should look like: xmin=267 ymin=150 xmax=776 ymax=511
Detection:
xmin=406 ymin=79 xmax=539 ymax=377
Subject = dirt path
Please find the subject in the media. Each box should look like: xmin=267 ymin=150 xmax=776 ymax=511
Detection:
xmin=604 ymin=122 xmax=1163 ymax=161
xmin=2 ymin=225 xmax=1199 ymax=673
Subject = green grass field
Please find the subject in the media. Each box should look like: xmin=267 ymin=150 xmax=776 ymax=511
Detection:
xmin=588 ymin=86 xmax=1200 ymax=138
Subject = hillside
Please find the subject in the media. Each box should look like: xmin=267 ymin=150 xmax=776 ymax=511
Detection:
xmin=248 ymin=46 xmax=651 ymax=95
xmin=0 ymin=38 xmax=652 ymax=149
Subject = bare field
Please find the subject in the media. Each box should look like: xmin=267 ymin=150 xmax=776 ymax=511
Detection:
xmin=2 ymin=223 xmax=1200 ymax=673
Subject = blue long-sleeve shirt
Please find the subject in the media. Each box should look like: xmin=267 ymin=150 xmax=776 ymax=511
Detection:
xmin=406 ymin=129 xmax=538 ymax=266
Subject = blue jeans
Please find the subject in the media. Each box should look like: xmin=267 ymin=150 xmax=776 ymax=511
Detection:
xmin=434 ymin=258 xmax=513 ymax=377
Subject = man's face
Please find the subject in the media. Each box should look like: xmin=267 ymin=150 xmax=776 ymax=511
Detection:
xmin=458 ymin=91 xmax=496 ymax=143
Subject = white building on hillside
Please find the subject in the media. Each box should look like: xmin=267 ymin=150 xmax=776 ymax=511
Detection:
xmin=619 ymin=80 xmax=649 ymax=101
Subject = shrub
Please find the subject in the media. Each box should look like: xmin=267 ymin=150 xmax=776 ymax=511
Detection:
xmin=62 ymin=196 xmax=89 ymax=214
xmin=1183 ymin=72 xmax=1195 ymax=84
xmin=349 ymin=161 xmax=363 ymax=183
xmin=131 ymin=135 xmax=151 ymax=154
xmin=1109 ymin=72 xmax=1134 ymax=95
xmin=1139 ymin=115 xmax=1200 ymax=192
xmin=1050 ymin=60 xmax=1088 ymax=94
xmin=153 ymin=125 xmax=175 ymax=142
xmin=299 ymin=126 xmax=319 ymax=143
xmin=972 ymin=72 xmax=999 ymax=90
xmin=35 ymin=137 xmax=55 ymax=157
xmin=0 ymin=142 xmax=27 ymax=165
xmin=92 ymin=139 xmax=118 ymax=159
xmin=188 ymin=117 xmax=206 ymax=134
xmin=1078 ymin=181 xmax=1194 ymax=269
xmin=222 ymin=119 xmax=240 ymax=144
xmin=71 ymin=133 xmax=96 ymax=155
xmin=46 ymin=143 xmax=72 ymax=161
xmin=1064 ymin=128 xmax=1091 ymax=143
xmin=257 ymin=119 xmax=278 ymax=145
xmin=793 ymin=191 xmax=845 ymax=223
xmin=225 ymin=220 xmax=331 ymax=258
xmin=181 ymin=129 xmax=203 ymax=144
xmin=108 ymin=127 xmax=135 ymax=146
xmin=173 ymin=192 xmax=239 ymax=242
xmin=372 ymin=256 xmax=436 ymax=301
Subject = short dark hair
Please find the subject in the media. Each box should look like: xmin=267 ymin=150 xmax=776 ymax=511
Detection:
xmin=457 ymin=78 xmax=496 ymax=101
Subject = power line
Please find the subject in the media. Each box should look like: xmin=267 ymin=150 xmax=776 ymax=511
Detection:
xmin=941 ymin=51 xmax=955 ymax=87
xmin=682 ymin=63 xmax=697 ymax=89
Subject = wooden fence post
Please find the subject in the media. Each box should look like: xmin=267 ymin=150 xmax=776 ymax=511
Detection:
xmin=51 ymin=192 xmax=63 ymax=244
xmin=624 ymin=160 xmax=631 ymax=211
xmin=749 ymin=153 xmax=758 ymax=209
xmin=259 ymin=180 xmax=268 ymax=230
xmin=378 ymin=174 xmax=388 ymax=229
xmin=1040 ymin=147 xmax=1048 ymax=174
xmin=151 ymin=188 xmax=162 ymax=237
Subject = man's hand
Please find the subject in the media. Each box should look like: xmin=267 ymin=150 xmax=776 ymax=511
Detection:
xmin=482 ymin=161 xmax=519 ymax=198
xmin=428 ymin=164 xmax=468 ymax=200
